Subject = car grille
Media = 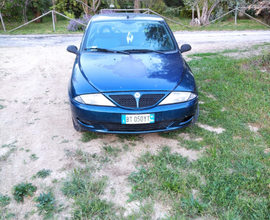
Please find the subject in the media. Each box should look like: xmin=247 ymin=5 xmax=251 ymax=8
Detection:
xmin=109 ymin=95 xmax=137 ymax=108
xmin=139 ymin=94 xmax=165 ymax=108
xmin=101 ymin=121 xmax=173 ymax=132
xmin=109 ymin=94 xmax=165 ymax=108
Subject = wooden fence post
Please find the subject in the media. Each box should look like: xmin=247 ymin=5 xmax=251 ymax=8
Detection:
xmin=52 ymin=11 xmax=55 ymax=32
xmin=0 ymin=11 xmax=6 ymax=33
xmin=235 ymin=5 xmax=238 ymax=26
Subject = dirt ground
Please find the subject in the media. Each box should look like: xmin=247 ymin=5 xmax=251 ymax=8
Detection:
xmin=0 ymin=39 xmax=269 ymax=219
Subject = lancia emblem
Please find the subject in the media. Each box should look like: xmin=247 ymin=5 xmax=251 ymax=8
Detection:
xmin=134 ymin=92 xmax=141 ymax=98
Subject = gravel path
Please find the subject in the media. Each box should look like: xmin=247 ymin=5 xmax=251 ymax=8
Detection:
xmin=1 ymin=30 xmax=270 ymax=51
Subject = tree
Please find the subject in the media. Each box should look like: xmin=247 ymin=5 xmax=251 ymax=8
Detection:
xmin=74 ymin=0 xmax=101 ymax=14
xmin=55 ymin=0 xmax=86 ymax=18
xmin=184 ymin=0 xmax=256 ymax=25
xmin=184 ymin=0 xmax=223 ymax=25
xmin=134 ymin=0 xmax=140 ymax=13
xmin=140 ymin=0 xmax=167 ymax=14
xmin=164 ymin=0 xmax=184 ymax=7
xmin=249 ymin=0 xmax=270 ymax=24
xmin=22 ymin=0 xmax=33 ymax=23
xmin=52 ymin=0 xmax=57 ymax=22
xmin=30 ymin=0 xmax=52 ymax=23
xmin=0 ymin=0 xmax=4 ymax=10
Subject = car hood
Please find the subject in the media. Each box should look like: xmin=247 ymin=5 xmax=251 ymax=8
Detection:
xmin=79 ymin=52 xmax=186 ymax=92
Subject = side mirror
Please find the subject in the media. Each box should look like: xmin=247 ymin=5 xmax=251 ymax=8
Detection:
xmin=67 ymin=45 xmax=79 ymax=55
xmin=180 ymin=44 xmax=191 ymax=53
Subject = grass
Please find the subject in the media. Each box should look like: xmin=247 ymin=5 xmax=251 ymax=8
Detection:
xmin=12 ymin=182 xmax=37 ymax=203
xmin=0 ymin=13 xmax=269 ymax=35
xmin=167 ymin=16 xmax=270 ymax=32
xmin=1 ymin=43 xmax=269 ymax=218
xmin=81 ymin=131 xmax=103 ymax=142
xmin=57 ymin=47 xmax=269 ymax=219
xmin=64 ymin=148 xmax=111 ymax=165
xmin=103 ymin=145 xmax=122 ymax=157
xmin=61 ymin=166 xmax=121 ymax=219
xmin=126 ymin=48 xmax=270 ymax=219
xmin=0 ymin=15 xmax=83 ymax=35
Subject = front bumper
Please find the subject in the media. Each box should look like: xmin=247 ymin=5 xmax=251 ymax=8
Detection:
xmin=69 ymin=96 xmax=198 ymax=134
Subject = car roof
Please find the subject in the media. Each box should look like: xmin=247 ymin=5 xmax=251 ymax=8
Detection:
xmin=91 ymin=13 xmax=164 ymax=22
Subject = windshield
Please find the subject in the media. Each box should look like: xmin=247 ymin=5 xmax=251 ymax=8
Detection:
xmin=84 ymin=20 xmax=175 ymax=52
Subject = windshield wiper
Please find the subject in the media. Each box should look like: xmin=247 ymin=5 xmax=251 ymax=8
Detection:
xmin=123 ymin=49 xmax=164 ymax=54
xmin=85 ymin=47 xmax=129 ymax=55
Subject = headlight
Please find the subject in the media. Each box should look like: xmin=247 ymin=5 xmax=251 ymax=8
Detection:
xmin=74 ymin=94 xmax=115 ymax=106
xmin=159 ymin=92 xmax=197 ymax=105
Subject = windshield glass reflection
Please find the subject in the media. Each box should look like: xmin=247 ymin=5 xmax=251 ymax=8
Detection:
xmin=85 ymin=20 xmax=175 ymax=51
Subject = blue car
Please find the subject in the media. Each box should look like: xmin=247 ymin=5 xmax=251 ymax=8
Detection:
xmin=67 ymin=13 xmax=198 ymax=134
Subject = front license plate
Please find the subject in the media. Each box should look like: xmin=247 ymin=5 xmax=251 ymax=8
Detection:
xmin=122 ymin=114 xmax=155 ymax=124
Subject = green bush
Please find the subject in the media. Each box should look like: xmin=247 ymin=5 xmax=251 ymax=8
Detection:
xmin=12 ymin=182 xmax=37 ymax=203
xmin=34 ymin=192 xmax=55 ymax=217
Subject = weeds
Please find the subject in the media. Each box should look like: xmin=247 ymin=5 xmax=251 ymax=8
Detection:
xmin=12 ymin=182 xmax=37 ymax=203
xmin=103 ymin=145 xmax=122 ymax=157
xmin=81 ymin=131 xmax=102 ymax=142
xmin=30 ymin=154 xmax=39 ymax=161
xmin=117 ymin=134 xmax=141 ymax=142
xmin=61 ymin=166 xmax=120 ymax=218
xmin=127 ymin=50 xmax=270 ymax=218
xmin=128 ymin=147 xmax=194 ymax=203
xmin=74 ymin=149 xmax=90 ymax=163
xmin=61 ymin=166 xmax=106 ymax=197
xmin=0 ymin=194 xmax=11 ymax=207
xmin=1 ymin=141 xmax=17 ymax=148
xmin=261 ymin=51 xmax=270 ymax=66
xmin=0 ymin=211 xmax=15 ymax=219
xmin=0 ymin=141 xmax=17 ymax=162
xmin=33 ymin=169 xmax=52 ymax=179
xmin=0 ymin=148 xmax=16 ymax=162
xmin=34 ymin=192 xmax=55 ymax=218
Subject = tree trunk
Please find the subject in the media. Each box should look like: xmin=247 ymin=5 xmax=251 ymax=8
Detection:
xmin=52 ymin=0 xmax=57 ymax=22
xmin=82 ymin=0 xmax=90 ymax=15
xmin=23 ymin=7 xmax=28 ymax=23
xmin=22 ymin=0 xmax=33 ymax=23
xmin=134 ymin=0 xmax=140 ymax=13
xmin=196 ymin=3 xmax=201 ymax=21
xmin=200 ymin=0 xmax=220 ymax=25
xmin=200 ymin=0 xmax=209 ymax=25
xmin=92 ymin=0 xmax=101 ymax=14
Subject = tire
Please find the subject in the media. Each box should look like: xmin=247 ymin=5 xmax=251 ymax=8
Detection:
xmin=72 ymin=118 xmax=85 ymax=132
xmin=191 ymin=104 xmax=199 ymax=126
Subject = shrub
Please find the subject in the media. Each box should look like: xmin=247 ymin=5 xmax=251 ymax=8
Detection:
xmin=67 ymin=14 xmax=91 ymax=31
xmin=12 ymin=182 xmax=37 ymax=203
xmin=34 ymin=192 xmax=55 ymax=217
xmin=33 ymin=169 xmax=52 ymax=179
xmin=0 ymin=194 xmax=11 ymax=207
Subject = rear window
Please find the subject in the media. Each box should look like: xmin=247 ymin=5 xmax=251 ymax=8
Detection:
xmin=84 ymin=20 xmax=175 ymax=51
